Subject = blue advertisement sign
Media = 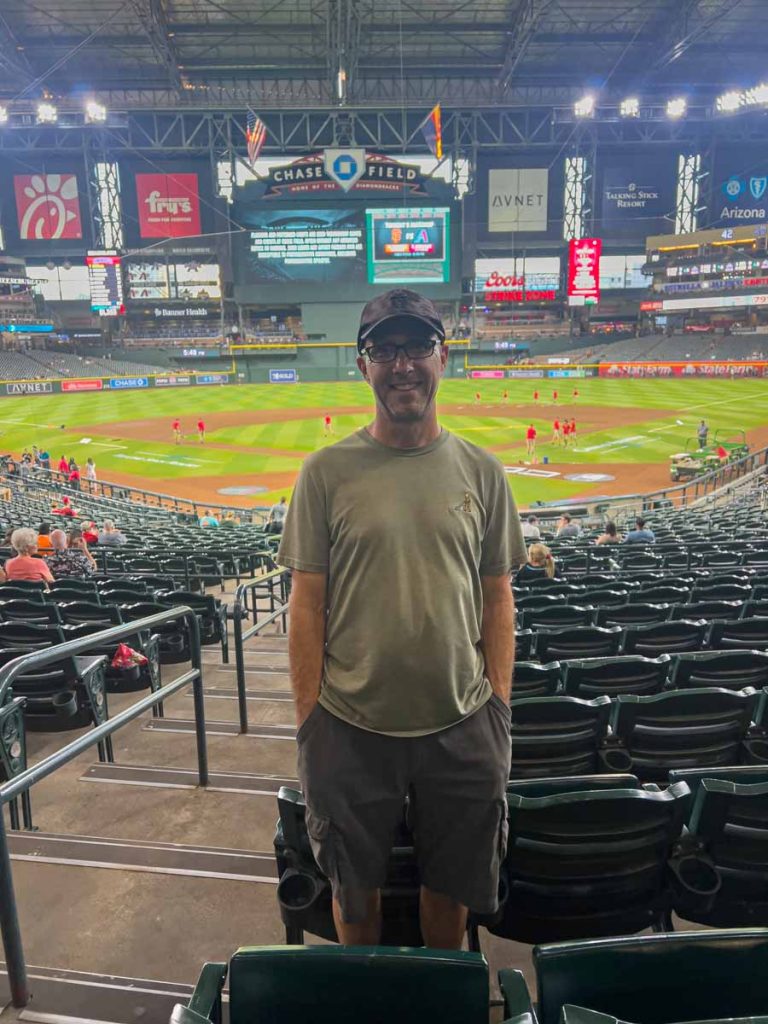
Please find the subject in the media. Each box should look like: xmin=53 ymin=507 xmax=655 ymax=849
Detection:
xmin=714 ymin=171 xmax=768 ymax=225
xmin=269 ymin=369 xmax=298 ymax=383
xmin=195 ymin=373 xmax=230 ymax=385
xmin=599 ymin=156 xmax=676 ymax=240
xmin=109 ymin=377 xmax=148 ymax=390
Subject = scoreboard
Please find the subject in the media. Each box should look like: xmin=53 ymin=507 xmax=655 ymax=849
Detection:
xmin=86 ymin=251 xmax=125 ymax=316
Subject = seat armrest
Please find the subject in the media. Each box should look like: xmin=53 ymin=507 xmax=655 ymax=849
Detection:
xmin=187 ymin=962 xmax=227 ymax=1020
xmin=499 ymin=969 xmax=536 ymax=1024
xmin=74 ymin=654 xmax=108 ymax=676
xmin=169 ymin=1004 xmax=211 ymax=1024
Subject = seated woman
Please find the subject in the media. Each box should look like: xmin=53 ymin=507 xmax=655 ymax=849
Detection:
xmin=5 ymin=527 xmax=53 ymax=583
xmin=516 ymin=542 xmax=557 ymax=583
xmin=595 ymin=521 xmax=621 ymax=545
xmin=45 ymin=528 xmax=96 ymax=579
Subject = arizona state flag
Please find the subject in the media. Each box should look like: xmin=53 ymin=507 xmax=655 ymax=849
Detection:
xmin=421 ymin=104 xmax=443 ymax=160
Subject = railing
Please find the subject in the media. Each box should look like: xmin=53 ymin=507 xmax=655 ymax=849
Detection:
xmin=231 ymin=568 xmax=291 ymax=734
xmin=0 ymin=608 xmax=208 ymax=1009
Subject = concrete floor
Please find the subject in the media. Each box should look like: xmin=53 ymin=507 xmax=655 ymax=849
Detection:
xmin=0 ymin=607 xmax=536 ymax=1022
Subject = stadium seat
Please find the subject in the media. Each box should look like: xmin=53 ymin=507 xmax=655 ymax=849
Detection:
xmin=670 ymin=650 xmax=768 ymax=691
xmin=509 ymin=695 xmax=612 ymax=778
xmin=561 ymin=654 xmax=670 ymax=699
xmin=604 ymin=687 xmax=761 ymax=781
xmin=479 ymin=776 xmax=689 ymax=945
xmin=0 ymin=621 xmax=64 ymax=649
xmin=57 ymin=600 xmax=124 ymax=628
xmin=595 ymin=603 xmax=670 ymax=627
xmin=156 ymin=590 xmax=229 ymax=662
xmin=499 ymin=929 xmax=768 ymax=1024
xmin=512 ymin=661 xmax=562 ymax=699
xmin=709 ymin=617 xmax=768 ymax=651
xmin=48 ymin=580 xmax=100 ymax=602
xmin=743 ymin=600 xmax=768 ymax=618
xmin=171 ymin=945 xmax=489 ymax=1024
xmin=0 ymin=599 xmax=62 ymax=625
xmin=0 ymin=694 xmax=30 ymax=829
xmin=535 ymin=626 xmax=622 ymax=662
xmin=515 ymin=593 xmax=561 ymax=612
xmin=630 ymin=586 xmax=690 ymax=604
xmin=691 ymin=583 xmax=753 ymax=603
xmin=519 ymin=604 xmax=595 ymax=629
xmin=670 ymin=600 xmax=743 ymax=621
xmin=120 ymin=601 xmax=190 ymax=663
xmin=571 ymin=589 xmax=628 ymax=609
xmin=622 ymin=619 xmax=709 ymax=656
xmin=515 ymin=629 xmax=534 ymax=661
xmin=0 ymin=586 xmax=46 ymax=603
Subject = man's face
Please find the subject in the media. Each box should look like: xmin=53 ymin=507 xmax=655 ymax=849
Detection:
xmin=357 ymin=316 xmax=448 ymax=424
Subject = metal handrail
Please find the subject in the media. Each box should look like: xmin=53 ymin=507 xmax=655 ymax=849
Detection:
xmin=231 ymin=568 xmax=291 ymax=734
xmin=0 ymin=607 xmax=208 ymax=1009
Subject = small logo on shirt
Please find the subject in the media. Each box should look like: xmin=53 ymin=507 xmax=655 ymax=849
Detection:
xmin=453 ymin=492 xmax=472 ymax=514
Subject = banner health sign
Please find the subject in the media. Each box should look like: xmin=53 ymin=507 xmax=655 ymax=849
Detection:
xmin=712 ymin=149 xmax=768 ymax=226
xmin=599 ymin=154 xmax=676 ymax=241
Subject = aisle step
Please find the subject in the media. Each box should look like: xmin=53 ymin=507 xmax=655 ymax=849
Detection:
xmin=185 ymin=686 xmax=292 ymax=702
xmin=0 ymin=963 xmax=197 ymax=1024
xmin=142 ymin=717 xmax=295 ymax=740
xmin=81 ymin=762 xmax=297 ymax=796
xmin=8 ymin=831 xmax=277 ymax=883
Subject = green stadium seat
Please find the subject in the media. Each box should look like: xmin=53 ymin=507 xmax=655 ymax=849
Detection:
xmin=171 ymin=945 xmax=489 ymax=1024
xmin=561 ymin=654 xmax=670 ymax=699
xmin=670 ymin=650 xmax=768 ymax=691
xmin=513 ymin=661 xmax=562 ymax=698
xmin=0 ymin=694 xmax=30 ymax=829
xmin=499 ymin=929 xmax=768 ymax=1024
xmin=709 ymin=617 xmax=768 ymax=651
xmin=670 ymin=600 xmax=743 ymax=621
xmin=535 ymin=626 xmax=623 ymax=662
xmin=560 ymin=1006 xmax=768 ymax=1024
xmin=595 ymin=603 xmax=670 ymax=627
xmin=622 ymin=619 xmax=709 ymax=657
xmin=509 ymin=695 xmax=612 ymax=778
xmin=520 ymin=605 xmax=596 ymax=629
xmin=157 ymin=590 xmax=229 ymax=662
xmin=0 ymin=599 xmax=62 ymax=625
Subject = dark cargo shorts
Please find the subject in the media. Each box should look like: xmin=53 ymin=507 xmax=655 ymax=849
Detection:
xmin=296 ymin=693 xmax=511 ymax=923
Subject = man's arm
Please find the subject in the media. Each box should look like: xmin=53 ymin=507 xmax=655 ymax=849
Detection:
xmin=480 ymin=574 xmax=516 ymax=703
xmin=288 ymin=569 xmax=328 ymax=727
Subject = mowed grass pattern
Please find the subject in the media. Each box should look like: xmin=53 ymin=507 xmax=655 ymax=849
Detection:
xmin=0 ymin=377 xmax=765 ymax=506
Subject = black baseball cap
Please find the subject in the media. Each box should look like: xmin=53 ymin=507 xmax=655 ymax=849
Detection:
xmin=357 ymin=288 xmax=445 ymax=351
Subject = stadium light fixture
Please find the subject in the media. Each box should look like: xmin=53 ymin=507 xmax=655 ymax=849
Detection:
xmin=666 ymin=97 xmax=686 ymax=118
xmin=716 ymin=90 xmax=743 ymax=113
xmin=36 ymin=102 xmax=57 ymax=124
xmin=85 ymin=100 xmax=107 ymax=123
xmin=744 ymin=82 xmax=768 ymax=106
xmin=574 ymin=94 xmax=595 ymax=118
xmin=0 ymin=106 xmax=8 ymax=125
xmin=619 ymin=97 xmax=640 ymax=117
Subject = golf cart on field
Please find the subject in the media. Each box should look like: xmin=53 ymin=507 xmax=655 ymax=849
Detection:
xmin=713 ymin=429 xmax=750 ymax=461
xmin=669 ymin=437 xmax=714 ymax=482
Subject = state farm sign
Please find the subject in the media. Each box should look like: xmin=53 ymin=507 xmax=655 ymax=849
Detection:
xmin=136 ymin=173 xmax=201 ymax=238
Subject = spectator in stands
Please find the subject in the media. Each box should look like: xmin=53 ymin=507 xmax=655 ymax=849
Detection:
xmin=57 ymin=455 xmax=68 ymax=476
xmin=45 ymin=528 xmax=95 ymax=579
xmin=516 ymin=542 xmax=556 ymax=583
xmin=220 ymin=511 xmax=240 ymax=528
xmin=82 ymin=521 xmax=99 ymax=545
xmin=521 ymin=514 xmax=541 ymax=540
xmin=19 ymin=455 xmax=32 ymax=486
xmin=623 ymin=517 xmax=656 ymax=544
xmin=556 ymin=513 xmax=581 ymax=539
xmin=84 ymin=458 xmax=97 ymax=488
xmin=595 ymin=521 xmax=621 ymax=545
xmin=98 ymin=519 xmax=127 ymax=546
xmin=37 ymin=522 xmax=53 ymax=552
xmin=6 ymin=528 xmax=53 ymax=584
xmin=267 ymin=497 xmax=288 ymax=534
xmin=38 ymin=449 xmax=50 ymax=471
xmin=199 ymin=509 xmax=219 ymax=528
xmin=279 ymin=289 xmax=525 ymax=949
xmin=52 ymin=495 xmax=76 ymax=518
xmin=68 ymin=463 xmax=81 ymax=491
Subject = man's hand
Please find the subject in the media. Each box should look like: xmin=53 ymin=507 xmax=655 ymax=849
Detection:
xmin=288 ymin=570 xmax=328 ymax=729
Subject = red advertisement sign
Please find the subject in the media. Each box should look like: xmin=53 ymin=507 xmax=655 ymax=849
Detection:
xmin=136 ymin=173 xmax=201 ymax=238
xmin=61 ymin=379 xmax=104 ymax=392
xmin=598 ymin=363 xmax=767 ymax=379
xmin=567 ymin=238 xmax=601 ymax=303
xmin=14 ymin=174 xmax=83 ymax=240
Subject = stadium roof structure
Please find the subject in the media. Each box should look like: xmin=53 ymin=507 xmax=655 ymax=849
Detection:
xmin=0 ymin=0 xmax=767 ymax=111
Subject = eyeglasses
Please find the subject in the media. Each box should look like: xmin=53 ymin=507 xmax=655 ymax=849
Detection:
xmin=363 ymin=338 xmax=439 ymax=363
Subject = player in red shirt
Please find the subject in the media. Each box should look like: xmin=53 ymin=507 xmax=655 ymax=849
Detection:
xmin=562 ymin=421 xmax=571 ymax=447
xmin=570 ymin=418 xmax=577 ymax=441
xmin=551 ymin=419 xmax=561 ymax=444
xmin=526 ymin=424 xmax=537 ymax=458
xmin=172 ymin=419 xmax=182 ymax=445
xmin=552 ymin=389 xmax=559 ymax=403
xmin=533 ymin=390 xmax=540 ymax=403
xmin=197 ymin=419 xmax=206 ymax=443
xmin=474 ymin=391 xmax=481 ymax=404
xmin=502 ymin=389 xmax=509 ymax=403
xmin=323 ymin=414 xmax=334 ymax=436
xmin=572 ymin=388 xmax=580 ymax=400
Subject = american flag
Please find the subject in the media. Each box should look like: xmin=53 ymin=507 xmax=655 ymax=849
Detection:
xmin=246 ymin=110 xmax=267 ymax=167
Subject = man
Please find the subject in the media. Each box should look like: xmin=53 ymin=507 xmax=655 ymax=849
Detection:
xmin=267 ymin=496 xmax=288 ymax=534
xmin=98 ymin=519 xmax=127 ymax=546
xmin=197 ymin=419 xmax=206 ymax=444
xmin=562 ymin=421 xmax=570 ymax=447
xmin=623 ymin=516 xmax=656 ymax=544
xmin=199 ymin=509 xmax=219 ymax=528
xmin=533 ymin=390 xmax=539 ymax=404
xmin=552 ymin=389 xmax=558 ymax=404
xmin=323 ymin=414 xmax=333 ymax=436
xmin=526 ymin=423 xmax=537 ymax=458
xmin=57 ymin=455 xmax=68 ymax=476
xmin=551 ymin=418 xmax=561 ymax=444
xmin=522 ymin=514 xmax=541 ymax=541
xmin=279 ymin=288 xmax=525 ymax=949
xmin=172 ymin=418 xmax=182 ymax=445
xmin=556 ymin=512 xmax=581 ymax=539
xmin=569 ymin=418 xmax=577 ymax=441
xmin=698 ymin=420 xmax=709 ymax=449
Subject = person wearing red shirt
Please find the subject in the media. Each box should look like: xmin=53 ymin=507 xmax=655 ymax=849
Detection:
xmin=197 ymin=419 xmax=206 ymax=443
xmin=570 ymin=418 xmax=577 ymax=441
xmin=562 ymin=422 xmax=571 ymax=447
xmin=57 ymin=455 xmax=68 ymax=475
xmin=52 ymin=496 xmax=76 ymax=518
xmin=533 ymin=390 xmax=539 ymax=403
xmin=69 ymin=466 xmax=81 ymax=491
xmin=572 ymin=388 xmax=579 ymax=400
xmin=172 ymin=419 xmax=182 ymax=445
xmin=551 ymin=419 xmax=561 ymax=444
xmin=82 ymin=521 xmax=99 ymax=545
xmin=526 ymin=424 xmax=537 ymax=458
xmin=552 ymin=390 xmax=558 ymax=403
xmin=323 ymin=414 xmax=334 ymax=436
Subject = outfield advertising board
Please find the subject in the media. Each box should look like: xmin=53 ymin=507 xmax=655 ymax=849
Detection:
xmin=5 ymin=381 xmax=53 ymax=395
xmin=599 ymin=363 xmax=767 ymax=378
xmin=507 ymin=369 xmax=544 ymax=378
xmin=195 ymin=373 xmax=230 ymax=385
xmin=155 ymin=375 xmax=192 ymax=387
xmin=109 ymin=377 xmax=149 ymax=390
xmin=470 ymin=370 xmax=505 ymax=379
xmin=269 ymin=369 xmax=298 ymax=383
xmin=61 ymin=379 xmax=103 ymax=392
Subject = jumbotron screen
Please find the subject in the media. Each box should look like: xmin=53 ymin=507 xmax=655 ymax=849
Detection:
xmin=242 ymin=208 xmax=366 ymax=285
xmin=366 ymin=207 xmax=450 ymax=284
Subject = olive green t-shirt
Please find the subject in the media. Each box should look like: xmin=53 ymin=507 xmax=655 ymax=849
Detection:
xmin=277 ymin=428 xmax=526 ymax=736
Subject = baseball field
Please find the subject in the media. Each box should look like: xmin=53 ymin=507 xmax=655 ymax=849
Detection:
xmin=2 ymin=376 xmax=767 ymax=509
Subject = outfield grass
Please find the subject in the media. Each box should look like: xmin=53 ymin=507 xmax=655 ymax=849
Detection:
xmin=0 ymin=377 xmax=765 ymax=508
